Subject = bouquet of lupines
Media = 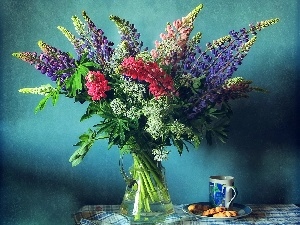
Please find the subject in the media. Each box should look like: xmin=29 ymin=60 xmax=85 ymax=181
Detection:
xmin=13 ymin=3 xmax=279 ymax=221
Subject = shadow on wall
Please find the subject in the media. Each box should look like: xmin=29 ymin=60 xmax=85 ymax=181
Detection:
xmin=1 ymin=163 xmax=126 ymax=224
xmin=1 ymin=165 xmax=81 ymax=224
xmin=226 ymin=81 xmax=299 ymax=204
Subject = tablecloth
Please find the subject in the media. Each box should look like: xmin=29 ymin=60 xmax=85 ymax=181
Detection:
xmin=73 ymin=204 xmax=300 ymax=225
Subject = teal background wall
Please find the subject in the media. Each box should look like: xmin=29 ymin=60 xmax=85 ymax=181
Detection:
xmin=1 ymin=0 xmax=299 ymax=224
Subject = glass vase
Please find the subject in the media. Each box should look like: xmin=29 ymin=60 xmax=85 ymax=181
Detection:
xmin=120 ymin=151 xmax=174 ymax=224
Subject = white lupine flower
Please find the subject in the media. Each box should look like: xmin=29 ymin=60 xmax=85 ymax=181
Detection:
xmin=18 ymin=84 xmax=54 ymax=95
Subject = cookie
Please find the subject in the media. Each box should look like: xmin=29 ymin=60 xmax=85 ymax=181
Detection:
xmin=212 ymin=210 xmax=238 ymax=217
xmin=202 ymin=206 xmax=226 ymax=216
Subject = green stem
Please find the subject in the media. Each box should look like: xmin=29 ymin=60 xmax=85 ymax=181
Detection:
xmin=139 ymin=152 xmax=169 ymax=199
xmin=140 ymin=170 xmax=156 ymax=202
xmin=131 ymin=151 xmax=171 ymax=220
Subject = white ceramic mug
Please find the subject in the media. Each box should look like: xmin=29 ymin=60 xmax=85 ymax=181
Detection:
xmin=209 ymin=176 xmax=238 ymax=208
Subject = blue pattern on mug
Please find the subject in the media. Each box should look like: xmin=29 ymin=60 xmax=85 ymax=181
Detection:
xmin=209 ymin=176 xmax=238 ymax=208
xmin=209 ymin=182 xmax=226 ymax=207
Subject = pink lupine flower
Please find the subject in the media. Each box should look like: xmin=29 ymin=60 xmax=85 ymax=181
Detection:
xmin=150 ymin=4 xmax=203 ymax=64
xmin=154 ymin=41 xmax=160 ymax=48
xmin=85 ymin=71 xmax=111 ymax=101
xmin=121 ymin=57 xmax=176 ymax=98
xmin=150 ymin=49 xmax=159 ymax=59
xmin=160 ymin=33 xmax=167 ymax=40
xmin=173 ymin=19 xmax=182 ymax=30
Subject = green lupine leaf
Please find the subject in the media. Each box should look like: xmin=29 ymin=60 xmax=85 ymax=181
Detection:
xmin=51 ymin=90 xmax=60 ymax=106
xmin=35 ymin=95 xmax=50 ymax=113
xmin=94 ymin=117 xmax=130 ymax=147
xmin=119 ymin=136 xmax=139 ymax=155
xmin=77 ymin=134 xmax=90 ymax=142
xmin=69 ymin=145 xmax=89 ymax=166
xmin=81 ymin=103 xmax=99 ymax=121
xmin=65 ymin=65 xmax=89 ymax=97
xmin=205 ymin=117 xmax=230 ymax=144
xmin=34 ymin=88 xmax=60 ymax=113
xmin=65 ymin=71 xmax=81 ymax=97
xmin=69 ymin=155 xmax=83 ymax=167
xmin=81 ymin=61 xmax=100 ymax=68
xmin=94 ymin=120 xmax=116 ymax=134
xmin=111 ymin=124 xmax=121 ymax=143
xmin=69 ymin=129 xmax=96 ymax=166
xmin=213 ymin=125 xmax=229 ymax=143
xmin=215 ymin=134 xmax=227 ymax=143
xmin=172 ymin=138 xmax=184 ymax=155
xmin=214 ymin=127 xmax=228 ymax=137
xmin=107 ymin=141 xmax=114 ymax=150
xmin=78 ymin=52 xmax=89 ymax=64
xmin=77 ymin=65 xmax=89 ymax=74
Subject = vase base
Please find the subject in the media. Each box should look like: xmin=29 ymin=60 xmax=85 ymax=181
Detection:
xmin=120 ymin=200 xmax=174 ymax=224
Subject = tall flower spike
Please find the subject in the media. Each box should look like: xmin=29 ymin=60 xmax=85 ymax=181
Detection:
xmin=57 ymin=26 xmax=77 ymax=45
xmin=19 ymin=84 xmax=54 ymax=95
xmin=82 ymin=11 xmax=97 ymax=33
xmin=241 ymin=36 xmax=257 ymax=52
xmin=182 ymin=4 xmax=203 ymax=28
xmin=212 ymin=35 xmax=232 ymax=48
xmin=110 ymin=15 xmax=143 ymax=57
xmin=109 ymin=15 xmax=130 ymax=34
xmin=13 ymin=40 xmax=76 ymax=84
xmin=38 ymin=41 xmax=57 ymax=54
xmin=78 ymin=11 xmax=114 ymax=64
xmin=184 ymin=18 xmax=279 ymax=119
xmin=151 ymin=4 xmax=203 ymax=66
xmin=12 ymin=52 xmax=38 ymax=65
xmin=72 ymin=15 xmax=86 ymax=36
xmin=187 ymin=32 xmax=202 ymax=51
xmin=221 ymin=77 xmax=255 ymax=99
xmin=56 ymin=15 xmax=89 ymax=57
xmin=249 ymin=18 xmax=279 ymax=34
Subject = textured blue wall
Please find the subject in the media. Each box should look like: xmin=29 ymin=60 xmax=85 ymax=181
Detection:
xmin=1 ymin=0 xmax=299 ymax=224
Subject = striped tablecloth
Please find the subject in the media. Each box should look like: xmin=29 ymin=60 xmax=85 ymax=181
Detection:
xmin=74 ymin=204 xmax=300 ymax=224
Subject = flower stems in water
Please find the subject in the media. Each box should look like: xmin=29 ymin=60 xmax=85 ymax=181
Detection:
xmin=131 ymin=151 xmax=170 ymax=221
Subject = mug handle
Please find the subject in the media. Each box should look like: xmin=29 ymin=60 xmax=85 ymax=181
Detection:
xmin=226 ymin=186 xmax=238 ymax=208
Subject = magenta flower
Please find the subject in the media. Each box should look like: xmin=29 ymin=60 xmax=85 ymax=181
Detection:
xmin=85 ymin=71 xmax=111 ymax=101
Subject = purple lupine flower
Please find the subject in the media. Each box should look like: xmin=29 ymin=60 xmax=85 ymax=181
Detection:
xmin=14 ymin=41 xmax=77 ymax=85
xmin=36 ymin=49 xmax=76 ymax=84
xmin=110 ymin=15 xmax=144 ymax=57
xmin=69 ymin=11 xmax=115 ymax=65
xmin=181 ymin=27 xmax=257 ymax=118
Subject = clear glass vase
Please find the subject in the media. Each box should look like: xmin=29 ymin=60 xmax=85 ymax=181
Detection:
xmin=120 ymin=151 xmax=174 ymax=224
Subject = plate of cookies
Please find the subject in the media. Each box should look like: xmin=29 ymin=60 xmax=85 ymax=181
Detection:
xmin=182 ymin=202 xmax=252 ymax=220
